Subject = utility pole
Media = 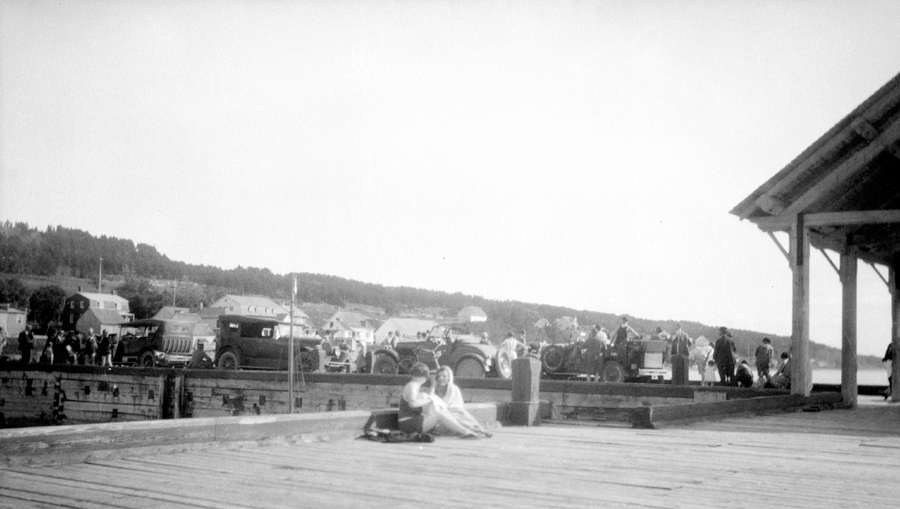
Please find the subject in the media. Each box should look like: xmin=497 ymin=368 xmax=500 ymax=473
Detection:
xmin=289 ymin=274 xmax=297 ymax=414
xmin=172 ymin=280 xmax=177 ymax=306
xmin=98 ymin=257 xmax=103 ymax=293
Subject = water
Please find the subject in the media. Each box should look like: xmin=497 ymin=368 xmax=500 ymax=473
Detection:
xmin=813 ymin=368 xmax=887 ymax=386
xmin=672 ymin=367 xmax=888 ymax=385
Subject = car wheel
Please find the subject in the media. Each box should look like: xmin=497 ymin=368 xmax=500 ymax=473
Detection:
xmin=455 ymin=357 xmax=486 ymax=379
xmin=217 ymin=350 xmax=241 ymax=370
xmin=495 ymin=349 xmax=513 ymax=379
xmin=541 ymin=345 xmax=566 ymax=373
xmin=298 ymin=350 xmax=318 ymax=372
xmin=601 ymin=361 xmax=626 ymax=383
xmin=372 ymin=353 xmax=399 ymax=375
xmin=139 ymin=350 xmax=156 ymax=368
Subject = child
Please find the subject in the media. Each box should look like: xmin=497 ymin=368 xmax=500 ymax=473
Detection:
xmin=702 ymin=359 xmax=717 ymax=386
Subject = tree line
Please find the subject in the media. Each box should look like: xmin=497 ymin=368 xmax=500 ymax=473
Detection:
xmin=0 ymin=221 xmax=872 ymax=367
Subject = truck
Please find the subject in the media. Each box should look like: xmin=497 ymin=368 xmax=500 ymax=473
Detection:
xmin=540 ymin=336 xmax=668 ymax=383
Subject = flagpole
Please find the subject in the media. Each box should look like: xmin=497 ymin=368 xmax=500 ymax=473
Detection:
xmin=289 ymin=275 xmax=296 ymax=414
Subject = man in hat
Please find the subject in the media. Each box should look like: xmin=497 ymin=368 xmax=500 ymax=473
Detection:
xmin=713 ymin=327 xmax=736 ymax=385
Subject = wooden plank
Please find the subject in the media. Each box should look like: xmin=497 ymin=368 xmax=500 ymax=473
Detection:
xmin=792 ymin=217 xmax=812 ymax=396
xmin=841 ymin=246 xmax=858 ymax=407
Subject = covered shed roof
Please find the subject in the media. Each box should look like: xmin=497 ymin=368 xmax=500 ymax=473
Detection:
xmin=731 ymin=71 xmax=900 ymax=266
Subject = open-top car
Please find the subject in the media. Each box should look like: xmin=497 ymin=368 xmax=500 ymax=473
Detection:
xmin=540 ymin=335 xmax=668 ymax=382
xmin=215 ymin=315 xmax=323 ymax=371
xmin=117 ymin=318 xmax=217 ymax=367
xmin=371 ymin=332 xmax=512 ymax=379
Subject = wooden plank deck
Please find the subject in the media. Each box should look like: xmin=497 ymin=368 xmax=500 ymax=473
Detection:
xmin=1 ymin=396 xmax=898 ymax=509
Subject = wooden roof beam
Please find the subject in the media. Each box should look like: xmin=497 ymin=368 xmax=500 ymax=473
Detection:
xmin=744 ymin=88 xmax=900 ymax=219
xmin=781 ymin=118 xmax=900 ymax=217
xmin=751 ymin=210 xmax=900 ymax=232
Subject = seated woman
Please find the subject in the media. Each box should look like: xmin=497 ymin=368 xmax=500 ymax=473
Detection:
xmin=398 ymin=362 xmax=480 ymax=439
xmin=432 ymin=366 xmax=490 ymax=437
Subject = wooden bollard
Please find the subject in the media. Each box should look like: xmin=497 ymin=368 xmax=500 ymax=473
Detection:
xmin=509 ymin=355 xmax=541 ymax=426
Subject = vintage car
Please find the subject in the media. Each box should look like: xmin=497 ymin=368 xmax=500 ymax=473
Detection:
xmin=117 ymin=318 xmax=217 ymax=367
xmin=215 ymin=315 xmax=323 ymax=371
xmin=540 ymin=336 xmax=668 ymax=383
xmin=371 ymin=332 xmax=512 ymax=379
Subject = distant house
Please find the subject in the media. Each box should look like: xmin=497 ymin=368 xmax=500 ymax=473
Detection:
xmin=322 ymin=311 xmax=375 ymax=343
xmin=0 ymin=304 xmax=27 ymax=337
xmin=554 ymin=316 xmax=578 ymax=331
xmin=275 ymin=308 xmax=313 ymax=326
xmin=207 ymin=295 xmax=287 ymax=318
xmin=198 ymin=294 xmax=289 ymax=328
xmin=152 ymin=306 xmax=200 ymax=321
xmin=62 ymin=292 xmax=134 ymax=333
xmin=534 ymin=318 xmax=550 ymax=329
xmin=77 ymin=308 xmax=129 ymax=335
xmin=375 ymin=318 xmax=440 ymax=344
xmin=457 ymin=306 xmax=487 ymax=323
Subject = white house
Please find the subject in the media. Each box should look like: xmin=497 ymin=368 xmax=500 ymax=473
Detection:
xmin=207 ymin=295 xmax=287 ymax=317
xmin=457 ymin=306 xmax=487 ymax=323
xmin=0 ymin=304 xmax=27 ymax=337
xmin=322 ymin=311 xmax=375 ymax=344
xmin=62 ymin=292 xmax=134 ymax=332
xmin=374 ymin=317 xmax=440 ymax=344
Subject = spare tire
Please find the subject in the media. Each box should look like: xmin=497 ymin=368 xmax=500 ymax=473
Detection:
xmin=494 ymin=349 xmax=512 ymax=379
xmin=541 ymin=345 xmax=566 ymax=373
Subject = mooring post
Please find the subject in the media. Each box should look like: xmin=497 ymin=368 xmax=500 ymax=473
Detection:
xmin=509 ymin=355 xmax=541 ymax=426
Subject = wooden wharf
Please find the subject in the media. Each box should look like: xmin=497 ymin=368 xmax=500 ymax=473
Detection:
xmin=1 ymin=396 xmax=897 ymax=509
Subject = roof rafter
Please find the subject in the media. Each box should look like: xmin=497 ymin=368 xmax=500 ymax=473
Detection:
xmin=781 ymin=118 xmax=900 ymax=217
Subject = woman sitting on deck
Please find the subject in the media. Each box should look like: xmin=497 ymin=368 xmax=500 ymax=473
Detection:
xmin=432 ymin=366 xmax=491 ymax=437
xmin=399 ymin=362 xmax=481 ymax=439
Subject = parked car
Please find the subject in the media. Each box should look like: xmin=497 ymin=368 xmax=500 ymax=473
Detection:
xmin=371 ymin=332 xmax=512 ymax=379
xmin=540 ymin=336 xmax=668 ymax=382
xmin=117 ymin=319 xmax=217 ymax=367
xmin=215 ymin=315 xmax=322 ymax=371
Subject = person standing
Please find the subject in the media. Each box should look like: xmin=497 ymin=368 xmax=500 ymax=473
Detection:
xmin=585 ymin=325 xmax=608 ymax=382
xmin=613 ymin=316 xmax=638 ymax=347
xmin=500 ymin=332 xmax=526 ymax=361
xmin=697 ymin=339 xmax=714 ymax=381
xmin=671 ymin=323 xmax=692 ymax=357
xmin=18 ymin=325 xmax=34 ymax=364
xmin=97 ymin=330 xmax=112 ymax=367
xmin=713 ymin=327 xmax=736 ymax=385
xmin=883 ymin=341 xmax=894 ymax=400
xmin=754 ymin=337 xmax=775 ymax=383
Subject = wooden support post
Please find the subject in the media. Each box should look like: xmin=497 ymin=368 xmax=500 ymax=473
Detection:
xmin=790 ymin=216 xmax=811 ymax=396
xmin=509 ymin=355 xmax=542 ymax=426
xmin=840 ymin=246 xmax=858 ymax=408
xmin=891 ymin=262 xmax=900 ymax=403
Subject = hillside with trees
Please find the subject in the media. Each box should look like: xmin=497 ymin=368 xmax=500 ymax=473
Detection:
xmin=0 ymin=221 xmax=881 ymax=368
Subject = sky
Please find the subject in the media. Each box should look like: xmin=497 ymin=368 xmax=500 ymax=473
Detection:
xmin=2 ymin=1 xmax=900 ymax=356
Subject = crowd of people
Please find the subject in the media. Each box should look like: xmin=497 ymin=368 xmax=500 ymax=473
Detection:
xmin=7 ymin=325 xmax=121 ymax=367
